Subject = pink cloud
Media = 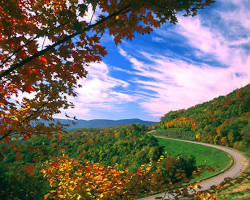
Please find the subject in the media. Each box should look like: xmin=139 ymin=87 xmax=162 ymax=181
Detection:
xmin=119 ymin=2 xmax=250 ymax=117
xmin=56 ymin=61 xmax=135 ymax=119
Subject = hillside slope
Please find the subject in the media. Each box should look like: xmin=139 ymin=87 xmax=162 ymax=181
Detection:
xmin=159 ymin=84 xmax=250 ymax=152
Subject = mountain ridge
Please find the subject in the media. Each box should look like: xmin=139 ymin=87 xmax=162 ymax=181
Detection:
xmin=39 ymin=118 xmax=157 ymax=130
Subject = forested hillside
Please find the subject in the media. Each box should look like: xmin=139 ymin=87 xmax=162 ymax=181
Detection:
xmin=0 ymin=124 xmax=196 ymax=199
xmin=159 ymin=84 xmax=250 ymax=152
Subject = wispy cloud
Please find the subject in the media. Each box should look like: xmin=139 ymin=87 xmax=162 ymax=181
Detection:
xmin=118 ymin=0 xmax=250 ymax=117
xmin=152 ymin=36 xmax=164 ymax=42
xmin=220 ymin=0 xmax=250 ymax=31
xmin=58 ymin=61 xmax=135 ymax=119
xmin=56 ymin=0 xmax=250 ymax=120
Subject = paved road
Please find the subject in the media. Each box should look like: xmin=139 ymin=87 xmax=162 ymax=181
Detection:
xmin=139 ymin=136 xmax=249 ymax=200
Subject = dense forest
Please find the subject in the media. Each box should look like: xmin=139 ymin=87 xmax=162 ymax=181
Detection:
xmin=1 ymin=84 xmax=249 ymax=199
xmin=159 ymin=84 xmax=250 ymax=152
xmin=0 ymin=124 xmax=196 ymax=199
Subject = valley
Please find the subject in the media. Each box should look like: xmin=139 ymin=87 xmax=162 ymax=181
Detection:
xmin=0 ymin=84 xmax=249 ymax=200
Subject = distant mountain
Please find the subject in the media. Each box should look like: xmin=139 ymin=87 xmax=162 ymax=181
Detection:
xmin=38 ymin=118 xmax=156 ymax=131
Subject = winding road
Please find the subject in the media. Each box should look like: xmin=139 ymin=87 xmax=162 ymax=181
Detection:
xmin=138 ymin=136 xmax=249 ymax=200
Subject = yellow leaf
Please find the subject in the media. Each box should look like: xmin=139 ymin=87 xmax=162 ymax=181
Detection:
xmin=77 ymin=194 xmax=81 ymax=200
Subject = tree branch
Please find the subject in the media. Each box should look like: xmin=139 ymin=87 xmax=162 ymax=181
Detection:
xmin=0 ymin=21 xmax=70 ymax=69
xmin=0 ymin=130 xmax=14 ymax=141
xmin=0 ymin=5 xmax=130 ymax=79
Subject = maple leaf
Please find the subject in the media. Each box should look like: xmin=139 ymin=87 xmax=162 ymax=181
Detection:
xmin=57 ymin=133 xmax=62 ymax=143
xmin=25 ymin=85 xmax=34 ymax=93
xmin=72 ymin=64 xmax=78 ymax=70
xmin=32 ymin=69 xmax=39 ymax=74
xmin=44 ymin=193 xmax=50 ymax=200
xmin=15 ymin=152 xmax=23 ymax=161
xmin=25 ymin=164 xmax=35 ymax=175
xmin=40 ymin=56 xmax=48 ymax=65
xmin=24 ymin=135 xmax=30 ymax=140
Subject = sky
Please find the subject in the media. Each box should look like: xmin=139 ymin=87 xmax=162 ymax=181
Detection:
xmin=57 ymin=0 xmax=250 ymax=122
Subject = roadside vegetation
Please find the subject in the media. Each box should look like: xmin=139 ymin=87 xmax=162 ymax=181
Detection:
xmin=156 ymin=136 xmax=233 ymax=181
xmin=215 ymin=170 xmax=250 ymax=200
xmin=154 ymin=84 xmax=250 ymax=155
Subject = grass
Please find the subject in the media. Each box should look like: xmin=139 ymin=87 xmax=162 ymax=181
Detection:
xmin=141 ymin=129 xmax=248 ymax=200
xmin=137 ymin=136 xmax=233 ymax=200
xmin=156 ymin=136 xmax=233 ymax=181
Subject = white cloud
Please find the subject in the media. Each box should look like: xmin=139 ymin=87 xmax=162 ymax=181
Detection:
xmin=55 ymin=0 xmax=250 ymax=120
xmin=176 ymin=16 xmax=231 ymax=64
xmin=152 ymin=36 xmax=164 ymax=42
xmin=58 ymin=61 xmax=135 ymax=119
xmin=135 ymin=55 xmax=249 ymax=116
xmin=77 ymin=1 xmax=100 ymax=23
xmin=118 ymin=1 xmax=250 ymax=117
xmin=220 ymin=0 xmax=250 ymax=31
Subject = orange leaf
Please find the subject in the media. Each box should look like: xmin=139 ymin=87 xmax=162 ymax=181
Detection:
xmin=44 ymin=193 xmax=50 ymax=200
xmin=27 ymin=67 xmax=33 ymax=75
xmin=32 ymin=69 xmax=39 ymax=74
xmin=24 ymin=135 xmax=30 ymax=140
xmin=40 ymin=56 xmax=48 ymax=65
xmin=15 ymin=152 xmax=22 ymax=161
xmin=79 ymin=149 xmax=86 ymax=157
xmin=57 ymin=133 xmax=62 ymax=142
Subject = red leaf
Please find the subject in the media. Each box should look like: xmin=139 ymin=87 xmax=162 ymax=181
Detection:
xmin=27 ymin=68 xmax=33 ymax=75
xmin=24 ymin=135 xmax=30 ymax=140
xmin=40 ymin=56 xmax=48 ymax=65
xmin=15 ymin=152 xmax=22 ymax=161
xmin=50 ymin=65 xmax=55 ymax=69
xmin=25 ymin=164 xmax=34 ymax=175
xmin=26 ymin=85 xmax=34 ymax=93
xmin=72 ymin=64 xmax=78 ymax=70
xmin=79 ymin=149 xmax=86 ymax=157
xmin=32 ymin=69 xmax=39 ymax=74
xmin=57 ymin=133 xmax=62 ymax=142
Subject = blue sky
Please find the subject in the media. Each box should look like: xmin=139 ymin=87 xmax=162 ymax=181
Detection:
xmin=57 ymin=0 xmax=250 ymax=122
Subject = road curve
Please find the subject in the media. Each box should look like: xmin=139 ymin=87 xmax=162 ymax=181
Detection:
xmin=139 ymin=136 xmax=249 ymax=200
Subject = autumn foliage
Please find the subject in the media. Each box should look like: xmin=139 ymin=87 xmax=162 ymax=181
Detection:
xmin=0 ymin=125 xmax=198 ymax=199
xmin=40 ymin=153 xmax=192 ymax=199
xmin=0 ymin=0 xmax=215 ymax=147
xmin=159 ymin=84 xmax=250 ymax=151
xmin=1 ymin=0 xmax=217 ymax=199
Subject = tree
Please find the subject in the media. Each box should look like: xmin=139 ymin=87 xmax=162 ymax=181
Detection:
xmin=0 ymin=0 xmax=215 ymax=146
